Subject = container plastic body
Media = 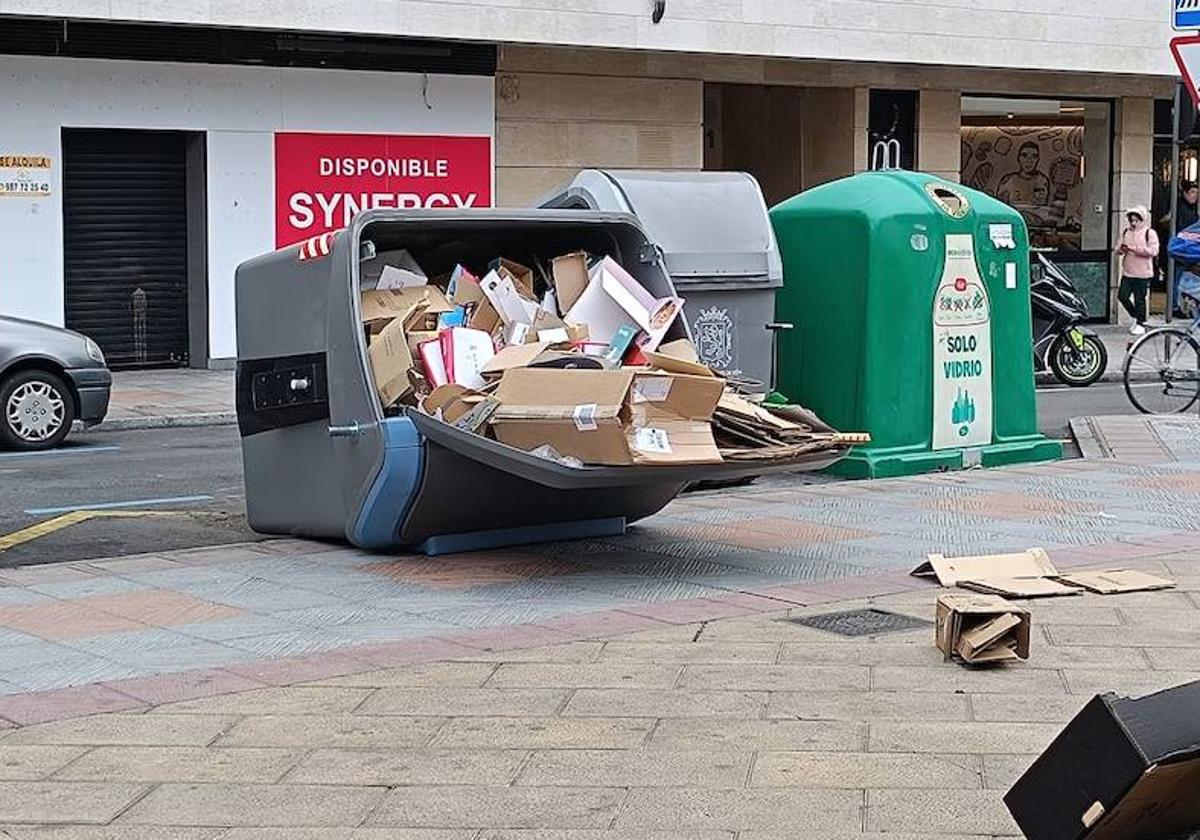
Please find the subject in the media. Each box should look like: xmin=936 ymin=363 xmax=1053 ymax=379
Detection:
xmin=770 ymin=171 xmax=1061 ymax=478
xmin=539 ymin=169 xmax=782 ymax=391
xmin=235 ymin=208 xmax=845 ymax=554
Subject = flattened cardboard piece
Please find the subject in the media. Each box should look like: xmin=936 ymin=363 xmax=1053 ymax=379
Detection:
xmin=1057 ymin=569 xmax=1176 ymax=595
xmin=551 ymin=252 xmax=590 ymax=313
xmin=367 ymin=316 xmax=415 ymax=408
xmin=644 ymin=338 xmax=717 ymax=378
xmin=913 ymin=547 xmax=1057 ymax=586
xmin=421 ymin=383 xmax=484 ymax=425
xmin=956 ymin=612 xmax=1022 ymax=662
xmin=480 ymin=342 xmax=553 ymax=378
xmin=361 ymin=287 xmax=453 ymax=327
xmin=453 ymin=396 xmax=500 ymax=433
xmin=935 ymin=593 xmax=1031 ymax=664
xmin=958 ymin=576 xmax=1083 ymax=599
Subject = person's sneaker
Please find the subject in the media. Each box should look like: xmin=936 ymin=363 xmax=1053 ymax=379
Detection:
xmin=1130 ymin=323 xmax=1147 ymax=335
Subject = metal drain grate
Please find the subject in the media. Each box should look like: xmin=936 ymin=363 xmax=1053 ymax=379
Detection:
xmin=789 ymin=608 xmax=932 ymax=637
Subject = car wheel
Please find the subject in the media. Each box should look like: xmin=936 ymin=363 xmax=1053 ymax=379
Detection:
xmin=0 ymin=370 xmax=76 ymax=451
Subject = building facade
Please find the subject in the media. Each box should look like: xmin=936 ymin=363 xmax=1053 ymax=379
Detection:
xmin=0 ymin=2 xmax=1179 ymax=367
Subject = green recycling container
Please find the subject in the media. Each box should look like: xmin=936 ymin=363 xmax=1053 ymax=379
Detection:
xmin=770 ymin=171 xmax=1061 ymax=478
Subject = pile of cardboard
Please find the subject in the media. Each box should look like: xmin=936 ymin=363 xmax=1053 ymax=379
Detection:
xmin=361 ymin=248 xmax=864 ymax=467
xmin=918 ymin=548 xmax=1176 ymax=668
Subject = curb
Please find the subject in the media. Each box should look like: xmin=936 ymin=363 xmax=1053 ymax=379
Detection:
xmin=79 ymin=412 xmax=238 ymax=433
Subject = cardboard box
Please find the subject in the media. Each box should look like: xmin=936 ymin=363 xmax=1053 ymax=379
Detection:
xmin=552 ymin=252 xmax=590 ymax=312
xmin=438 ymin=327 xmax=496 ymax=390
xmin=360 ymin=287 xmax=453 ymax=330
xmin=480 ymin=268 xmax=540 ymax=327
xmin=491 ymin=368 xmax=724 ymax=466
xmin=565 ymin=256 xmax=682 ymax=351
xmin=367 ymin=316 xmax=415 ymax=408
xmin=1005 ymin=679 xmax=1200 ymax=840
xmin=934 ymin=593 xmax=1030 ymax=665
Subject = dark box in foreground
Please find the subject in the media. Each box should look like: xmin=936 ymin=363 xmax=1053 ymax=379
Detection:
xmin=1005 ymin=679 xmax=1200 ymax=840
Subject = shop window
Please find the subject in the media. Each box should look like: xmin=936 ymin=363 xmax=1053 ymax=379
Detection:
xmin=961 ymin=97 xmax=1113 ymax=321
xmin=868 ymin=90 xmax=918 ymax=170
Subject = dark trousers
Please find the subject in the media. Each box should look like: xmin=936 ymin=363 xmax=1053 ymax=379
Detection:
xmin=1118 ymin=275 xmax=1150 ymax=324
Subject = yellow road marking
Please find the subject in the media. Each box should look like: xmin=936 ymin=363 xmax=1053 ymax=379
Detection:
xmin=0 ymin=510 xmax=97 ymax=552
xmin=0 ymin=510 xmax=187 ymax=553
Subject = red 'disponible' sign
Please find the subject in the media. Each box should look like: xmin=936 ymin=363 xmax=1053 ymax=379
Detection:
xmin=274 ymin=132 xmax=493 ymax=248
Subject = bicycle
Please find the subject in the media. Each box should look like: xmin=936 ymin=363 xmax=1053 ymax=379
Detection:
xmin=1122 ymin=293 xmax=1200 ymax=414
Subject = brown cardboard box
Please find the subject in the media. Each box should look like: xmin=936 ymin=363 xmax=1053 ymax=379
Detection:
xmin=368 ymin=317 xmax=415 ymax=408
xmin=552 ymin=252 xmax=590 ymax=313
xmin=361 ymin=287 xmax=453 ymax=330
xmin=935 ymin=593 xmax=1031 ymax=665
xmin=644 ymin=338 xmax=718 ymax=378
xmin=490 ymin=368 xmax=724 ymax=466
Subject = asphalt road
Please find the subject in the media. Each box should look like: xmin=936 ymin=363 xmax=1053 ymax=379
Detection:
xmin=0 ymin=382 xmax=1143 ymax=567
xmin=0 ymin=425 xmax=258 ymax=568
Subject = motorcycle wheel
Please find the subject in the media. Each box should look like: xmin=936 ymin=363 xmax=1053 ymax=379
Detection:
xmin=1049 ymin=332 xmax=1107 ymax=387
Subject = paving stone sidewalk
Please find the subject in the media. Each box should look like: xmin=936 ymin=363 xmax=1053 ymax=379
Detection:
xmin=98 ymin=369 xmax=234 ymax=430
xmin=0 ymin=548 xmax=1197 ymax=837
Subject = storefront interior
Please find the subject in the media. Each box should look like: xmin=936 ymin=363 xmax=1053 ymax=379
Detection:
xmin=961 ymin=96 xmax=1113 ymax=321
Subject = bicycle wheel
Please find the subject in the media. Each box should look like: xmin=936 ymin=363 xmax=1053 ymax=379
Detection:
xmin=1123 ymin=327 xmax=1200 ymax=414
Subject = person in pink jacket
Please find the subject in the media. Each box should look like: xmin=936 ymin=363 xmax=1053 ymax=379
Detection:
xmin=1116 ymin=205 xmax=1159 ymax=335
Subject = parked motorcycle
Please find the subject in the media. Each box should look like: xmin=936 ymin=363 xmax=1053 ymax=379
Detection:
xmin=1030 ymin=253 xmax=1107 ymax=387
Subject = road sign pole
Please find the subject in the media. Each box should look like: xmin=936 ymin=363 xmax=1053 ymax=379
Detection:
xmin=1170 ymin=84 xmax=1181 ymax=324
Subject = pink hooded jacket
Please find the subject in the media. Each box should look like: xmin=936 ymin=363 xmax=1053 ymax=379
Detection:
xmin=1117 ymin=205 xmax=1159 ymax=280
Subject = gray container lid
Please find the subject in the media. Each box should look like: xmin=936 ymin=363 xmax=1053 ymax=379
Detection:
xmin=540 ymin=170 xmax=783 ymax=291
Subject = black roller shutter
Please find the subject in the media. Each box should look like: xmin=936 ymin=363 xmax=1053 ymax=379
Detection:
xmin=63 ymin=129 xmax=189 ymax=369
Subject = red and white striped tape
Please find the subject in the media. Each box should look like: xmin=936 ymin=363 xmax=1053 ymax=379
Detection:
xmin=297 ymin=231 xmax=336 ymax=261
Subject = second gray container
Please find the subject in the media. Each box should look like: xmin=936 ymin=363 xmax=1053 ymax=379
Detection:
xmin=538 ymin=169 xmax=783 ymax=391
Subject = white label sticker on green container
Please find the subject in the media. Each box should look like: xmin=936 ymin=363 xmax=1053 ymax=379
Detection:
xmin=932 ymin=234 xmax=993 ymax=451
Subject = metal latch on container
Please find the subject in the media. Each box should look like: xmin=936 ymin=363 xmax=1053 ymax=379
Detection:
xmin=638 ymin=243 xmax=666 ymax=265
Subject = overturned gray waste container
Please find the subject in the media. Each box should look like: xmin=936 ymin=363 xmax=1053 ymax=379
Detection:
xmin=539 ymin=170 xmax=783 ymax=391
xmin=235 ymin=208 xmax=842 ymax=556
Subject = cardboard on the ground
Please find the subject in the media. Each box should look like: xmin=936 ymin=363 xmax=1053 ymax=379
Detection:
xmin=491 ymin=368 xmax=723 ymax=466
xmin=935 ymin=592 xmax=1030 ymax=664
xmin=552 ymin=252 xmax=590 ymax=313
xmin=913 ymin=547 xmax=1058 ymax=586
xmin=367 ymin=316 xmax=415 ymax=408
xmin=1056 ymin=569 xmax=1176 ymax=595
xmin=957 ymin=576 xmax=1083 ymax=599
xmin=955 ymin=612 xmax=1022 ymax=662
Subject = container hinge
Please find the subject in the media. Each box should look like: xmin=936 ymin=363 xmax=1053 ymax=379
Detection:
xmin=328 ymin=422 xmax=362 ymax=438
xmin=638 ymin=243 xmax=666 ymax=265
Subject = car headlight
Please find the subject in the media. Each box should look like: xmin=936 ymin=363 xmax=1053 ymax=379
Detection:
xmin=84 ymin=337 xmax=106 ymax=365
